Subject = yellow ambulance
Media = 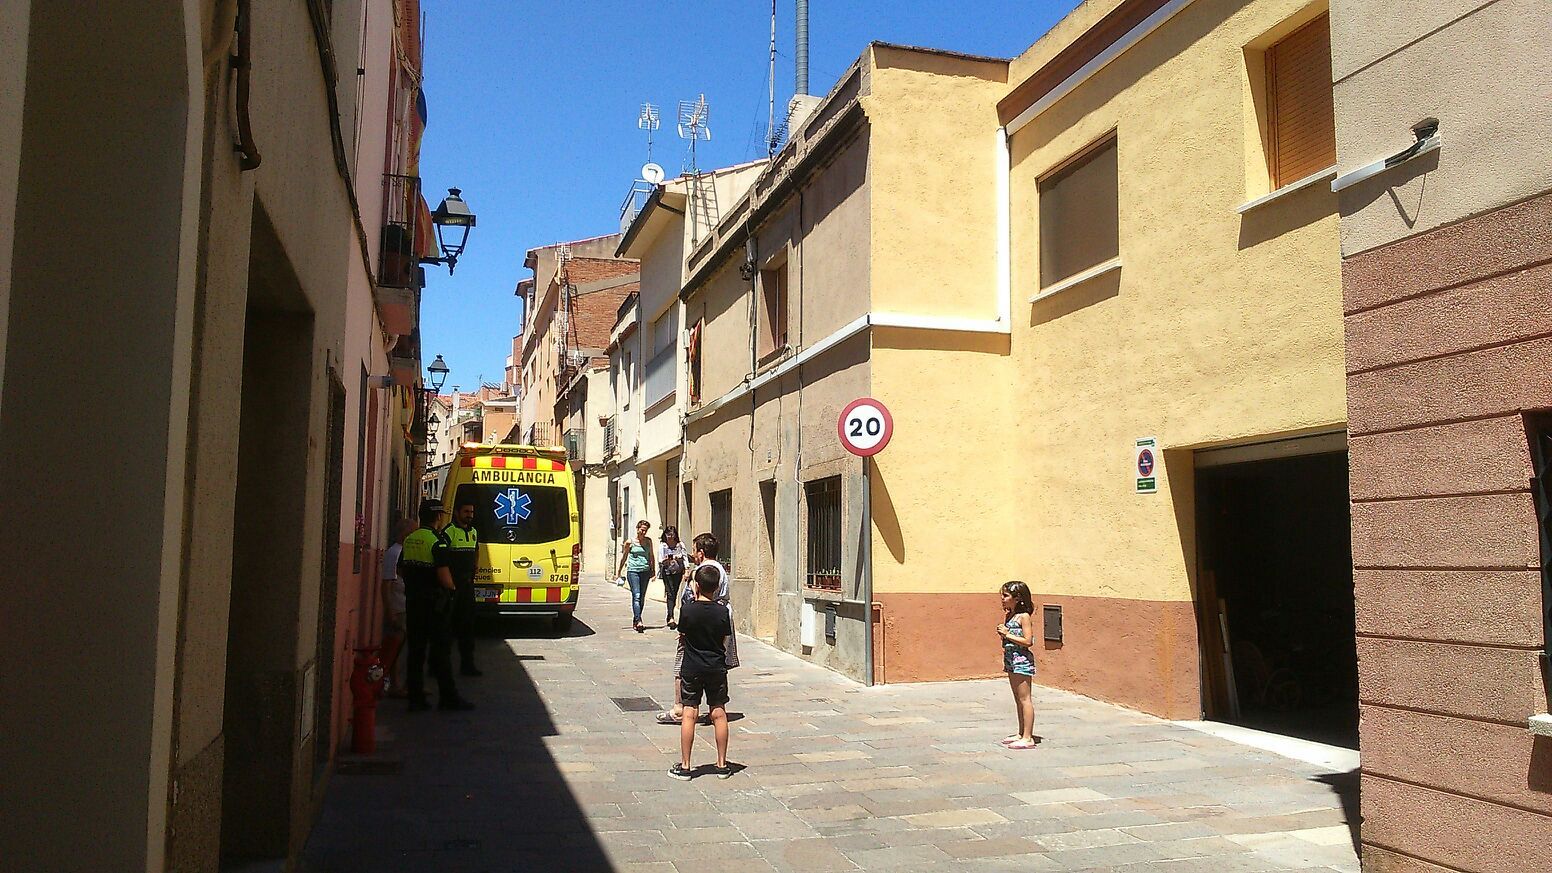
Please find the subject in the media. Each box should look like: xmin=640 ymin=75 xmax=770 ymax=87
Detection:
xmin=439 ymin=443 xmax=581 ymax=630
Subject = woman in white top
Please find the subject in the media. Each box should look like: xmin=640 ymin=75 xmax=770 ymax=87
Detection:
xmin=658 ymin=526 xmax=689 ymax=629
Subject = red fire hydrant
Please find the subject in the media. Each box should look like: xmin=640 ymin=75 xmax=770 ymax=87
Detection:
xmin=349 ymin=646 xmax=386 ymax=754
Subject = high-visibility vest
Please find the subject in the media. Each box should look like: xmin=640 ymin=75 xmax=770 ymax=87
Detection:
xmin=400 ymin=527 xmax=442 ymax=588
xmin=442 ymin=523 xmax=477 ymax=552
xmin=440 ymin=523 xmax=478 ymax=583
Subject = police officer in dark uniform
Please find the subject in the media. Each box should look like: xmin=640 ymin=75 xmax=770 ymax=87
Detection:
xmin=401 ymin=500 xmax=473 ymax=711
xmin=442 ymin=493 xmax=483 ymax=676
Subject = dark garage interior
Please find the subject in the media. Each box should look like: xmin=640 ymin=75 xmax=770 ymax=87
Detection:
xmin=1195 ymin=449 xmax=1358 ymax=749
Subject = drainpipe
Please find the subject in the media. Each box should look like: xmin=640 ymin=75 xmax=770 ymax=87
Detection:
xmin=795 ymin=0 xmax=809 ymax=96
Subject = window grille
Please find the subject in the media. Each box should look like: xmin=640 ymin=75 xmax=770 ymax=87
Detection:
xmin=353 ymin=365 xmax=368 ymax=574
xmin=316 ymin=370 xmax=347 ymax=763
xmin=711 ymin=488 xmax=733 ymax=574
xmin=1524 ymin=414 xmax=1552 ymax=688
xmin=806 ymin=477 xmax=842 ymax=591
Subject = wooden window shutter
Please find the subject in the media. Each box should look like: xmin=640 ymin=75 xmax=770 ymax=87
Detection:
xmin=1267 ymin=14 xmax=1336 ymax=187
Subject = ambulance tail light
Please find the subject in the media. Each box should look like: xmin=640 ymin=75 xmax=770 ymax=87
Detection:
xmin=572 ymin=541 xmax=582 ymax=577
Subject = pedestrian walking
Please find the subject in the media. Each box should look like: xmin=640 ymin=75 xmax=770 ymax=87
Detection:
xmin=669 ymin=563 xmax=735 ymax=780
xmin=441 ymin=495 xmax=482 ymax=677
xmin=380 ymin=517 xmax=413 ymax=697
xmin=657 ymin=532 xmax=736 ymax=725
xmin=615 ymin=519 xmax=654 ymax=632
xmin=997 ymin=580 xmax=1038 ymax=749
xmin=658 ymin=526 xmax=689 ymax=629
xmin=401 ymin=501 xmax=473 ymax=712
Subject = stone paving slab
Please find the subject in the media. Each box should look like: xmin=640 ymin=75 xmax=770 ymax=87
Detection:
xmin=300 ymin=582 xmax=1359 ymax=872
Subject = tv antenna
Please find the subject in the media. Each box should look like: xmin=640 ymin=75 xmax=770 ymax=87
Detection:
xmin=765 ymin=0 xmax=786 ymax=156
xmin=767 ymin=116 xmax=789 ymax=157
xmin=677 ymin=94 xmax=712 ymax=173
xmin=637 ymin=102 xmax=661 ymax=163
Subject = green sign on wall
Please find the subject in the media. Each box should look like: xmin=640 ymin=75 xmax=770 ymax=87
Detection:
xmin=1135 ymin=437 xmax=1158 ymax=494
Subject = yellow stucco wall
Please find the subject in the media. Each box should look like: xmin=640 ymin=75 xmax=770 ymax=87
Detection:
xmin=860 ymin=48 xmax=1022 ymax=599
xmin=866 ymin=46 xmax=1008 ymax=319
xmin=1006 ymin=0 xmax=1346 ymax=604
xmin=869 ymin=333 xmax=1016 ymax=597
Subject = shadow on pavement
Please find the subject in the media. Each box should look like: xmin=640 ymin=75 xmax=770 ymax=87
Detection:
xmin=1312 ymin=768 xmax=1361 ymax=854
xmin=301 ymin=636 xmax=613 ymax=872
xmin=476 ymin=613 xmax=597 ymax=640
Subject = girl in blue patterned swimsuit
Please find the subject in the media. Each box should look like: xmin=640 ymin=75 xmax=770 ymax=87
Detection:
xmin=998 ymin=581 xmax=1038 ymax=749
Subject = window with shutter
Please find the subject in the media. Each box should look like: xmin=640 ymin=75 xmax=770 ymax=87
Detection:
xmin=1038 ymin=135 xmax=1119 ymax=288
xmin=758 ymin=262 xmax=788 ymax=361
xmin=1266 ymin=14 xmax=1335 ymax=188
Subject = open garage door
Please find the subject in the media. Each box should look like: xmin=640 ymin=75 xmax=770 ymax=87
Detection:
xmin=1194 ymin=434 xmax=1358 ymax=748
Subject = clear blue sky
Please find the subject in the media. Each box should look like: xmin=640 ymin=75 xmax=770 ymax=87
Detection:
xmin=416 ymin=0 xmax=1082 ymax=390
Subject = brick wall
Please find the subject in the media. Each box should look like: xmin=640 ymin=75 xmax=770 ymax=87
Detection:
xmin=573 ymin=280 xmax=637 ymax=353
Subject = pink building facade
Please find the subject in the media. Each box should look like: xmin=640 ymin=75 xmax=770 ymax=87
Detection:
xmin=1332 ymin=0 xmax=1552 ymax=867
xmin=329 ymin=0 xmax=439 ymax=759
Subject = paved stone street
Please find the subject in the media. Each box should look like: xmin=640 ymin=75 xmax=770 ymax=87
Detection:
xmin=302 ymin=583 xmax=1360 ymax=872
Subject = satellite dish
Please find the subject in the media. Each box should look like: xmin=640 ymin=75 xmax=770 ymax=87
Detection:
xmin=641 ymin=163 xmax=665 ymax=185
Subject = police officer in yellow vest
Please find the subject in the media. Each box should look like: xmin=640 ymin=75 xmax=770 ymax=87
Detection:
xmin=401 ymin=500 xmax=473 ymax=711
xmin=442 ymin=493 xmax=482 ymax=676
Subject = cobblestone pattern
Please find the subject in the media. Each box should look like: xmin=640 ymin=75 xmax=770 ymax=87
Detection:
xmin=302 ymin=584 xmax=1360 ymax=872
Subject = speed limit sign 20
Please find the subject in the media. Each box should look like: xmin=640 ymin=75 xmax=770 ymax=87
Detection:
xmin=838 ymin=398 xmax=893 ymax=457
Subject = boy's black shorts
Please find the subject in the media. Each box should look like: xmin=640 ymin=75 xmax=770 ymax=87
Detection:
xmin=679 ymin=671 xmax=729 ymax=708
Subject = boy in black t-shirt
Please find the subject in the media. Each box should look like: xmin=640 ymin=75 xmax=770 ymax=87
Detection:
xmin=670 ymin=564 xmax=734 ymax=780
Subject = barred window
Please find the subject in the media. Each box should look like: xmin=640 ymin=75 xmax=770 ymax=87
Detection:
xmin=710 ymin=488 xmax=733 ymax=574
xmin=1525 ymin=414 xmax=1552 ymax=688
xmin=806 ymin=477 xmax=842 ymax=591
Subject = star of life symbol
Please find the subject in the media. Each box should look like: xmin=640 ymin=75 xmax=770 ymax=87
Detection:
xmin=494 ymin=488 xmax=531 ymax=524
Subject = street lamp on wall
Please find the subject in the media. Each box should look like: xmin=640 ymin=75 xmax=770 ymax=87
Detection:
xmin=426 ymin=354 xmax=450 ymax=394
xmin=417 ymin=355 xmax=450 ymax=463
xmin=421 ymin=188 xmax=477 ymax=275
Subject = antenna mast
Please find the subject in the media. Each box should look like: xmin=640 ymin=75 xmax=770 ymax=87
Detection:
xmin=768 ymin=0 xmax=777 ymax=155
xmin=621 ymin=105 xmax=665 ymax=232
xmin=677 ymin=95 xmax=717 ymax=239
xmin=637 ymin=102 xmax=660 ymax=163
xmin=677 ymin=94 xmax=712 ymax=174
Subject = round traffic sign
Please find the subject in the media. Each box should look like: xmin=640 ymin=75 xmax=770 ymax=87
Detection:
xmin=1137 ymin=448 xmax=1155 ymax=477
xmin=838 ymin=398 xmax=893 ymax=457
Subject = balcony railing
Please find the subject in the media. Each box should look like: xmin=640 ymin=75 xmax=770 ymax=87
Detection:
xmin=564 ymin=427 xmax=585 ymax=461
xmin=619 ymin=179 xmax=655 ymax=233
xmin=644 ymin=345 xmax=676 ymax=408
xmin=556 ymin=348 xmax=586 ymax=385
xmin=380 ymin=173 xmax=423 ymax=289
xmin=529 ymin=420 xmax=557 ymax=447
